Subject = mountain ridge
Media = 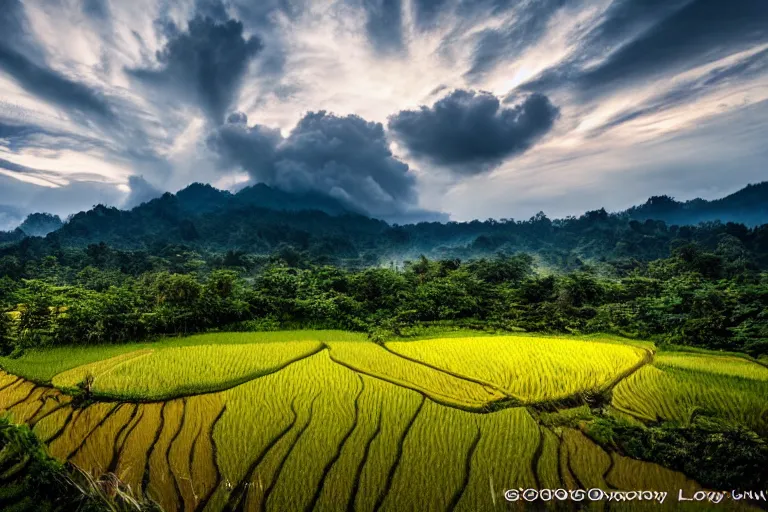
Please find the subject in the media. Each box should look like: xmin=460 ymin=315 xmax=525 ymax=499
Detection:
xmin=624 ymin=182 xmax=768 ymax=227
xmin=5 ymin=180 xmax=767 ymax=237
xmin=0 ymin=181 xmax=765 ymax=266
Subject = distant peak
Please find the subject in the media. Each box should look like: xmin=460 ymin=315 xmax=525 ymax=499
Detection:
xmin=18 ymin=212 xmax=63 ymax=237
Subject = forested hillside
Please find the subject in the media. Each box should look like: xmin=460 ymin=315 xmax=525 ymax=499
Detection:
xmin=0 ymin=181 xmax=766 ymax=359
xmin=1 ymin=182 xmax=768 ymax=269
xmin=625 ymin=182 xmax=768 ymax=227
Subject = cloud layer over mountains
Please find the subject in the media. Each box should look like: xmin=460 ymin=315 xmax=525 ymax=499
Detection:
xmin=0 ymin=0 xmax=766 ymax=228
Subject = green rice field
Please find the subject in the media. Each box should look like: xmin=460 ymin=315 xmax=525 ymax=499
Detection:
xmin=0 ymin=331 xmax=764 ymax=511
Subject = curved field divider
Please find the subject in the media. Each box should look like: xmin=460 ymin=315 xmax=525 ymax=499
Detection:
xmin=453 ymin=408 xmax=540 ymax=510
xmin=612 ymin=354 xmax=768 ymax=434
xmin=52 ymin=342 xmax=324 ymax=400
xmin=560 ymin=429 xmax=612 ymax=491
xmin=655 ymin=352 xmax=768 ymax=380
xmin=5 ymin=386 xmax=58 ymax=425
xmin=116 ymin=401 xmax=164 ymax=492
xmin=146 ymin=399 xmax=186 ymax=511
xmin=167 ymin=395 xmax=224 ymax=511
xmin=0 ymin=333 xmax=763 ymax=512
xmin=0 ymin=380 xmax=38 ymax=412
xmin=386 ymin=336 xmax=649 ymax=403
xmin=326 ymin=341 xmax=510 ymax=411
xmin=52 ymin=349 xmax=154 ymax=390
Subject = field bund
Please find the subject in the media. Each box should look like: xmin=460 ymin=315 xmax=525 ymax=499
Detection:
xmin=0 ymin=331 xmax=766 ymax=511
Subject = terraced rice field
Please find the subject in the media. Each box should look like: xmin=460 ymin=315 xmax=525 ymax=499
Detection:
xmin=0 ymin=332 xmax=763 ymax=511
xmin=386 ymin=335 xmax=650 ymax=402
xmin=53 ymin=341 xmax=324 ymax=400
xmin=612 ymin=352 xmax=768 ymax=434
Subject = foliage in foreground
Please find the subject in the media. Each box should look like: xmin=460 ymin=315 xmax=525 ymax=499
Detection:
xmin=0 ymin=416 xmax=161 ymax=511
xmin=585 ymin=414 xmax=768 ymax=491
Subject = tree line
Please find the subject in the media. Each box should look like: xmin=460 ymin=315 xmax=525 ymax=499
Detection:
xmin=1 ymin=241 xmax=765 ymax=357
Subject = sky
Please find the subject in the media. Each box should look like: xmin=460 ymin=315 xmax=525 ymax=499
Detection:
xmin=0 ymin=0 xmax=767 ymax=229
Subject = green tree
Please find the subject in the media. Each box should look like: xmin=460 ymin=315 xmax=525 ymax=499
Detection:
xmin=15 ymin=280 xmax=55 ymax=349
xmin=0 ymin=309 xmax=13 ymax=355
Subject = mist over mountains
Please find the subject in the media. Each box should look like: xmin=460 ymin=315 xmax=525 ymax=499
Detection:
xmin=1 ymin=181 xmax=766 ymax=269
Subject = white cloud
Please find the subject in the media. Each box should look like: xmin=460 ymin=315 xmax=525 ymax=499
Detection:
xmin=0 ymin=0 xmax=765 ymax=223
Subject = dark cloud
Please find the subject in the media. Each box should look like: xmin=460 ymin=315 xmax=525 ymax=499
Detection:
xmin=123 ymin=175 xmax=164 ymax=209
xmin=0 ymin=2 xmax=183 ymax=183
xmin=81 ymin=0 xmax=110 ymax=20
xmin=465 ymin=0 xmax=569 ymax=81
xmin=368 ymin=0 xmax=527 ymax=55
xmin=588 ymin=48 xmax=768 ymax=137
xmin=194 ymin=0 xmax=231 ymax=23
xmin=226 ymin=111 xmax=249 ymax=124
xmin=0 ymin=119 xmax=111 ymax=154
xmin=130 ymin=14 xmax=262 ymax=123
xmin=0 ymin=44 xmax=115 ymax=125
xmin=358 ymin=0 xmax=404 ymax=54
xmin=580 ymin=0 xmax=768 ymax=91
xmin=0 ymin=122 xmax=48 ymax=151
xmin=455 ymin=0 xmax=519 ymax=16
xmin=0 ymin=0 xmax=114 ymax=123
xmin=207 ymin=112 xmax=282 ymax=172
xmin=229 ymin=0 xmax=304 ymax=29
xmin=0 ymin=0 xmax=116 ymax=129
xmin=388 ymin=89 xmax=559 ymax=174
xmin=0 ymin=0 xmax=39 ymax=52
xmin=81 ymin=0 xmax=116 ymax=49
xmin=522 ymin=0 xmax=768 ymax=97
xmin=277 ymin=111 xmax=417 ymax=210
xmin=0 ymin=158 xmax=116 ymax=189
xmin=588 ymin=0 xmax=689 ymax=48
xmin=0 ymin=157 xmax=42 ymax=174
xmin=228 ymin=0 xmax=305 ymax=78
xmin=411 ymin=0 xmax=449 ymax=30
xmin=208 ymin=111 xmax=426 ymax=220
xmin=0 ymin=157 xmax=61 ymax=186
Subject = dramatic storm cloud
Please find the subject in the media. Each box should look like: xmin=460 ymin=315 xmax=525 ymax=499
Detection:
xmin=0 ymin=0 xmax=766 ymax=225
xmin=208 ymin=111 xmax=430 ymax=220
xmin=389 ymin=90 xmax=559 ymax=174
xmin=358 ymin=0 xmax=405 ymax=54
xmin=123 ymin=175 xmax=164 ymax=209
xmin=0 ymin=0 xmax=115 ymax=127
xmin=130 ymin=13 xmax=262 ymax=124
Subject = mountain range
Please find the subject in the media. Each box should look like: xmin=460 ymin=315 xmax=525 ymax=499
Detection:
xmin=1 ymin=181 xmax=766 ymax=267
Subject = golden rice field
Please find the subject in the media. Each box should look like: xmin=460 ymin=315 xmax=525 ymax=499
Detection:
xmin=52 ymin=341 xmax=324 ymax=400
xmin=612 ymin=352 xmax=768 ymax=434
xmin=0 ymin=331 xmax=765 ymax=511
xmin=386 ymin=335 xmax=650 ymax=403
